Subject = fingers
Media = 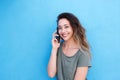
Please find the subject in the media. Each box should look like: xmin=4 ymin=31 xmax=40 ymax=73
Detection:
xmin=52 ymin=31 xmax=59 ymax=39
xmin=52 ymin=37 xmax=60 ymax=48
xmin=52 ymin=37 xmax=59 ymax=43
xmin=51 ymin=31 xmax=60 ymax=48
xmin=52 ymin=38 xmax=57 ymax=42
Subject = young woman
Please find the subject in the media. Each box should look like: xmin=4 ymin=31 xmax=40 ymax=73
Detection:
xmin=48 ymin=12 xmax=91 ymax=80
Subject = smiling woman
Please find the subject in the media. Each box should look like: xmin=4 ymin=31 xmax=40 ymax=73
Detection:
xmin=47 ymin=12 xmax=92 ymax=80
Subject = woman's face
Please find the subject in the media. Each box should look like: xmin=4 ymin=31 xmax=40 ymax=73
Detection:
xmin=58 ymin=18 xmax=74 ymax=41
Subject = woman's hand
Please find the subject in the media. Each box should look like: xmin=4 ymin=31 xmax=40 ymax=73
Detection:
xmin=52 ymin=31 xmax=60 ymax=49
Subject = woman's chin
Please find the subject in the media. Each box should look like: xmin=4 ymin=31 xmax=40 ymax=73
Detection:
xmin=62 ymin=38 xmax=69 ymax=41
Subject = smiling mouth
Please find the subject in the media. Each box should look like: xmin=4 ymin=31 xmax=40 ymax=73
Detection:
xmin=62 ymin=34 xmax=67 ymax=37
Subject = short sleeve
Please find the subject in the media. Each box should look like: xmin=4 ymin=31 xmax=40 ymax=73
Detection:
xmin=77 ymin=52 xmax=91 ymax=68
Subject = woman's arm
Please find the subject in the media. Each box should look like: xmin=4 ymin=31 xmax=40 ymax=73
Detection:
xmin=47 ymin=32 xmax=60 ymax=78
xmin=47 ymin=48 xmax=58 ymax=78
xmin=74 ymin=67 xmax=88 ymax=80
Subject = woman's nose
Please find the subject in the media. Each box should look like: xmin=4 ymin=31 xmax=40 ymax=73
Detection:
xmin=61 ymin=28 xmax=66 ymax=33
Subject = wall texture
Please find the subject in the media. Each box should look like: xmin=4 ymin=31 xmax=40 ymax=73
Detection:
xmin=0 ymin=0 xmax=120 ymax=80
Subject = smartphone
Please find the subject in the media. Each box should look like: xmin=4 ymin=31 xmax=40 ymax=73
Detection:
xmin=55 ymin=27 xmax=60 ymax=43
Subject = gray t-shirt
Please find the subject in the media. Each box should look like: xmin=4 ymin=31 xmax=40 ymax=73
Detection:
xmin=57 ymin=43 xmax=91 ymax=80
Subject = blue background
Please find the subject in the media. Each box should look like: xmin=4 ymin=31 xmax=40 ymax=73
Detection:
xmin=0 ymin=0 xmax=120 ymax=80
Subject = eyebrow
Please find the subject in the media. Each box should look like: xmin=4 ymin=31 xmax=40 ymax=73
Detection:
xmin=58 ymin=24 xmax=68 ymax=27
xmin=63 ymin=24 xmax=68 ymax=26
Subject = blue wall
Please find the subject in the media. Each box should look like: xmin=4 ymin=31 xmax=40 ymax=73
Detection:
xmin=0 ymin=0 xmax=120 ymax=80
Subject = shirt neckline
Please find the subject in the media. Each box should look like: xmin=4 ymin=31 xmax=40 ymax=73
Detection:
xmin=60 ymin=43 xmax=80 ymax=58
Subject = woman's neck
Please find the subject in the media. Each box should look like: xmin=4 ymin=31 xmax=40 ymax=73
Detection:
xmin=63 ymin=39 xmax=80 ymax=49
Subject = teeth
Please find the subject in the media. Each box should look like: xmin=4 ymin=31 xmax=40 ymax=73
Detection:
xmin=62 ymin=35 xmax=67 ymax=37
xmin=61 ymin=33 xmax=68 ymax=38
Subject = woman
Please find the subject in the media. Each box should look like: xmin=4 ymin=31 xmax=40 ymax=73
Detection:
xmin=48 ymin=12 xmax=91 ymax=80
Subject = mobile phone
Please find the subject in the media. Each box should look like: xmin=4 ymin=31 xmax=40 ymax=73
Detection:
xmin=55 ymin=27 xmax=60 ymax=43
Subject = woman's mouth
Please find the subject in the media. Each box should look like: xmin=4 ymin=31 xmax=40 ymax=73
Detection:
xmin=61 ymin=34 xmax=68 ymax=38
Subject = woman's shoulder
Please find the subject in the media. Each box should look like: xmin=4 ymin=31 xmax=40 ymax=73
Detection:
xmin=77 ymin=49 xmax=92 ymax=67
xmin=78 ymin=49 xmax=91 ymax=58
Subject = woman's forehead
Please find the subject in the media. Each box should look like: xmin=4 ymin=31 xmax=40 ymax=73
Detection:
xmin=58 ymin=18 xmax=70 ymax=26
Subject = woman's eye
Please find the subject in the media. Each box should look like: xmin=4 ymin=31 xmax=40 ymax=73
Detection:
xmin=65 ymin=26 xmax=69 ymax=28
xmin=58 ymin=27 xmax=62 ymax=30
